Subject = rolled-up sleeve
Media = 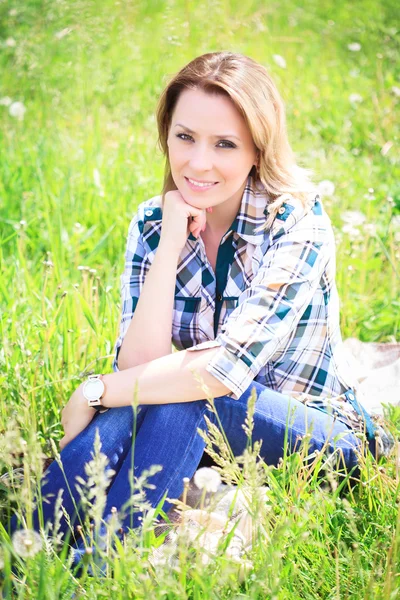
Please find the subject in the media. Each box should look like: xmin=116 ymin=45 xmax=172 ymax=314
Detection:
xmin=112 ymin=215 xmax=147 ymax=372
xmin=202 ymin=230 xmax=328 ymax=399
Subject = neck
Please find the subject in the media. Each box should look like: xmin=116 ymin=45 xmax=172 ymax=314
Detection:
xmin=205 ymin=196 xmax=241 ymax=236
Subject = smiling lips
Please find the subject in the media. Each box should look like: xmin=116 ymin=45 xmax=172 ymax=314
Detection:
xmin=185 ymin=176 xmax=218 ymax=191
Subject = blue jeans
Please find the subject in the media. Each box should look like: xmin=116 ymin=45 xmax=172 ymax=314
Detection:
xmin=9 ymin=381 xmax=375 ymax=538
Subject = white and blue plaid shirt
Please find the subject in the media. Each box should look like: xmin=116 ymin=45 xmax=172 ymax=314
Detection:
xmin=112 ymin=175 xmax=366 ymax=422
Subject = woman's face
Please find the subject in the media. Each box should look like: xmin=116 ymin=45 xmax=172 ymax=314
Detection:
xmin=167 ymin=88 xmax=257 ymax=213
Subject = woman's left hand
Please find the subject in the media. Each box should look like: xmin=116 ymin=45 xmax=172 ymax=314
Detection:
xmin=59 ymin=384 xmax=96 ymax=450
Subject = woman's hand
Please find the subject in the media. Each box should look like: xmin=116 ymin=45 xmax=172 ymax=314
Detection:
xmin=159 ymin=190 xmax=212 ymax=253
xmin=59 ymin=384 xmax=96 ymax=450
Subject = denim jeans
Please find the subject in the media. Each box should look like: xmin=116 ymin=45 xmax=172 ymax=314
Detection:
xmin=9 ymin=381 xmax=375 ymax=539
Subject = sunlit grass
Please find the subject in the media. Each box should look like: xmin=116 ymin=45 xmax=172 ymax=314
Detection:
xmin=0 ymin=0 xmax=399 ymax=597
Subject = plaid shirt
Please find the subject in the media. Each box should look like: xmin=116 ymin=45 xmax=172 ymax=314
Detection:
xmin=113 ymin=174 xmax=361 ymax=413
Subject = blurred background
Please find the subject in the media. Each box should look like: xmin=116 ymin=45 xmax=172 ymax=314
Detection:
xmin=0 ymin=0 xmax=399 ymax=444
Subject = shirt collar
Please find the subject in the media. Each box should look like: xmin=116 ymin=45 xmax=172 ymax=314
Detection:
xmin=145 ymin=174 xmax=317 ymax=246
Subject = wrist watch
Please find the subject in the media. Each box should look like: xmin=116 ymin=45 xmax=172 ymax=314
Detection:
xmin=82 ymin=374 xmax=109 ymax=413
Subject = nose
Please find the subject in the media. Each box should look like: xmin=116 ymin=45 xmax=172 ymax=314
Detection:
xmin=188 ymin=143 xmax=213 ymax=173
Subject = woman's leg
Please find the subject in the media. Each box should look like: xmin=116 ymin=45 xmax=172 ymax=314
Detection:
xmin=103 ymin=382 xmax=373 ymax=531
xmin=9 ymin=405 xmax=149 ymax=538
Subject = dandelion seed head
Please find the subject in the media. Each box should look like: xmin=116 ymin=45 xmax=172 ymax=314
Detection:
xmin=9 ymin=101 xmax=26 ymax=120
xmin=9 ymin=9 xmax=18 ymax=16
xmin=317 ymin=180 xmax=335 ymax=197
xmin=193 ymin=467 xmax=221 ymax=492
xmin=341 ymin=210 xmax=366 ymax=226
xmin=392 ymin=86 xmax=400 ymax=98
xmin=0 ymin=96 xmax=12 ymax=106
xmin=349 ymin=93 xmax=363 ymax=104
xmin=5 ymin=38 xmax=16 ymax=47
xmin=348 ymin=42 xmax=361 ymax=52
xmin=272 ymin=54 xmax=286 ymax=69
xmin=12 ymin=529 xmax=42 ymax=558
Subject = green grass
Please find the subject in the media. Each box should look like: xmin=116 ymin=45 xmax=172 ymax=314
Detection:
xmin=0 ymin=0 xmax=399 ymax=597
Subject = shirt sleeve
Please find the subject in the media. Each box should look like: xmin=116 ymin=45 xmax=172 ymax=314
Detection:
xmin=198 ymin=228 xmax=329 ymax=399
xmin=112 ymin=214 xmax=147 ymax=372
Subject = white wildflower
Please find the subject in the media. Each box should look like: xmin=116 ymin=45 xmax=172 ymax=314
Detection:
xmin=12 ymin=529 xmax=42 ymax=558
xmin=54 ymin=27 xmax=72 ymax=40
xmin=193 ymin=467 xmax=221 ymax=493
xmin=0 ymin=96 xmax=12 ymax=106
xmin=272 ymin=54 xmax=286 ymax=69
xmin=349 ymin=93 xmax=363 ymax=104
xmin=348 ymin=42 xmax=361 ymax=52
xmin=391 ymin=86 xmax=400 ymax=98
xmin=342 ymin=210 xmax=366 ymax=226
xmin=342 ymin=224 xmax=361 ymax=238
xmin=5 ymin=37 xmax=16 ymax=47
xmin=364 ymin=223 xmax=377 ymax=236
xmin=9 ymin=101 xmax=26 ymax=120
xmin=9 ymin=9 xmax=18 ymax=17
xmin=391 ymin=215 xmax=400 ymax=230
xmin=317 ymin=180 xmax=335 ymax=197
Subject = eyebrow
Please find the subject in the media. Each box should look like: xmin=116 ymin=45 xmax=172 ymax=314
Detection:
xmin=174 ymin=123 xmax=241 ymax=142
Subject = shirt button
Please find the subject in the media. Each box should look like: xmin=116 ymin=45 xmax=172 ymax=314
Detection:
xmin=145 ymin=210 xmax=153 ymax=217
xmin=216 ymin=293 xmax=222 ymax=302
xmin=278 ymin=206 xmax=286 ymax=215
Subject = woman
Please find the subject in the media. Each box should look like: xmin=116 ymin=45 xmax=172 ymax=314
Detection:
xmin=10 ymin=51 xmax=381 ymax=547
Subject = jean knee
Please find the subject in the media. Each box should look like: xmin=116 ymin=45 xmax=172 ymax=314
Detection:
xmin=144 ymin=401 xmax=206 ymax=427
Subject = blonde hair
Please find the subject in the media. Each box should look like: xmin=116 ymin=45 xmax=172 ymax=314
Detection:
xmin=156 ymin=51 xmax=315 ymax=230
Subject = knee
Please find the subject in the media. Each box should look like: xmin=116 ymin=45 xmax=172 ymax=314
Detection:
xmin=144 ymin=401 xmax=206 ymax=426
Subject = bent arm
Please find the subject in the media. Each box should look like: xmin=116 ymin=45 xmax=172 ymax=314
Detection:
xmin=117 ymin=238 xmax=179 ymax=370
xmin=102 ymin=346 xmax=231 ymax=407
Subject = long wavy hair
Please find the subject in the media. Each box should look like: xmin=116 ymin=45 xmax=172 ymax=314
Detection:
xmin=155 ymin=51 xmax=315 ymax=230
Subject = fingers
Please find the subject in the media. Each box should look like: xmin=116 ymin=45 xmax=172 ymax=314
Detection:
xmin=189 ymin=211 xmax=207 ymax=238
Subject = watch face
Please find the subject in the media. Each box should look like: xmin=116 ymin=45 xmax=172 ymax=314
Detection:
xmin=83 ymin=378 xmax=104 ymax=401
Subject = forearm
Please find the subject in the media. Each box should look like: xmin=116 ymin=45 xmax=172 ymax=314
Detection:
xmin=117 ymin=241 xmax=180 ymax=370
xmin=102 ymin=347 xmax=231 ymax=407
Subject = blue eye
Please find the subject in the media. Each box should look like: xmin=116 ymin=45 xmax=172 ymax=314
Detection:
xmin=175 ymin=133 xmax=236 ymax=149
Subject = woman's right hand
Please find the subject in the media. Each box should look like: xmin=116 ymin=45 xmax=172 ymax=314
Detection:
xmin=159 ymin=190 xmax=210 ymax=253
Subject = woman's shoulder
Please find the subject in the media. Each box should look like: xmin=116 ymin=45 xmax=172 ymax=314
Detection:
xmin=270 ymin=193 xmax=334 ymax=246
xmin=126 ymin=195 xmax=164 ymax=236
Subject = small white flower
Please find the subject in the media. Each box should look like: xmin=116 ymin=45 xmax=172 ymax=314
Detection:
xmin=193 ymin=467 xmax=222 ymax=493
xmin=5 ymin=37 xmax=16 ymax=47
xmin=364 ymin=223 xmax=377 ymax=236
xmin=9 ymin=101 xmax=26 ymax=120
xmin=348 ymin=42 xmax=361 ymax=52
xmin=349 ymin=93 xmax=363 ymax=104
xmin=273 ymin=54 xmax=286 ymax=69
xmin=342 ymin=210 xmax=366 ymax=226
xmin=391 ymin=215 xmax=400 ymax=230
xmin=54 ymin=27 xmax=72 ymax=40
xmin=9 ymin=9 xmax=18 ymax=17
xmin=317 ymin=180 xmax=335 ymax=197
xmin=342 ymin=224 xmax=361 ymax=237
xmin=12 ymin=529 xmax=42 ymax=558
xmin=0 ymin=96 xmax=12 ymax=106
xmin=392 ymin=86 xmax=400 ymax=98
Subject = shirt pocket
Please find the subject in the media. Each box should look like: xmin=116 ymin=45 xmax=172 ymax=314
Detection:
xmin=172 ymin=296 xmax=202 ymax=349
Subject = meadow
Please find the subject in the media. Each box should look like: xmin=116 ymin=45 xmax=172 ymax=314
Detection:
xmin=0 ymin=0 xmax=399 ymax=597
